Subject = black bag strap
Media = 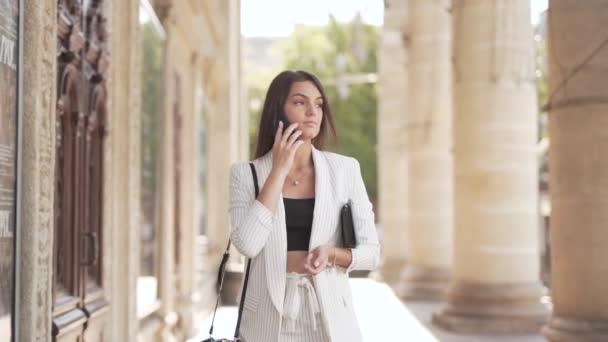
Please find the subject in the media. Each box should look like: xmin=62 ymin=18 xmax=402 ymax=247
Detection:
xmin=207 ymin=163 xmax=259 ymax=340
xmin=234 ymin=163 xmax=259 ymax=337
xmin=249 ymin=162 xmax=260 ymax=196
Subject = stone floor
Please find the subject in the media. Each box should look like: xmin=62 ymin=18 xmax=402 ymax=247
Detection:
xmin=190 ymin=278 xmax=546 ymax=342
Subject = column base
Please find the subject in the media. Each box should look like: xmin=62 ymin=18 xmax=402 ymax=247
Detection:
xmin=397 ymin=265 xmax=450 ymax=301
xmin=379 ymin=258 xmax=406 ymax=287
xmin=432 ymin=281 xmax=550 ymax=334
xmin=542 ymin=316 xmax=608 ymax=342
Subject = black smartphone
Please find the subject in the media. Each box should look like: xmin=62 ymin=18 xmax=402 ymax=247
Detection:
xmin=271 ymin=111 xmax=293 ymax=137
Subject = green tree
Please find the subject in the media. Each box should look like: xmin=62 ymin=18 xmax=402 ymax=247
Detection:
xmin=141 ymin=22 xmax=163 ymax=202
xmin=278 ymin=16 xmax=379 ymax=200
xmin=535 ymin=35 xmax=548 ymax=139
xmin=242 ymin=37 xmax=286 ymax=157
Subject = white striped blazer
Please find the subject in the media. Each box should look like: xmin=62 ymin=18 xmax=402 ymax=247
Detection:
xmin=229 ymin=146 xmax=381 ymax=342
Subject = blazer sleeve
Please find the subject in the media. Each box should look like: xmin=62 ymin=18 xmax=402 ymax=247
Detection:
xmin=229 ymin=162 xmax=276 ymax=258
xmin=346 ymin=158 xmax=381 ymax=272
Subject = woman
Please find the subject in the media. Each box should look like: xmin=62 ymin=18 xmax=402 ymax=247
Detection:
xmin=229 ymin=70 xmax=380 ymax=342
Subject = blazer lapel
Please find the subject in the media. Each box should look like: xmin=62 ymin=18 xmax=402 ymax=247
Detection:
xmin=309 ymin=147 xmax=336 ymax=250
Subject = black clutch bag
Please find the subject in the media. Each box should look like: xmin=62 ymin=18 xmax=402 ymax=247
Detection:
xmin=340 ymin=200 xmax=357 ymax=248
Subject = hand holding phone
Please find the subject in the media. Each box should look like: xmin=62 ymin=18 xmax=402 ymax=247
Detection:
xmin=271 ymin=119 xmax=304 ymax=176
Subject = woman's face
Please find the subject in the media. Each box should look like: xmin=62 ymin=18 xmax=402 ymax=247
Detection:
xmin=283 ymin=81 xmax=324 ymax=141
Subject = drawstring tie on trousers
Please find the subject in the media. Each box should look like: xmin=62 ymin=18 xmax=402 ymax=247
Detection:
xmin=283 ymin=275 xmax=320 ymax=332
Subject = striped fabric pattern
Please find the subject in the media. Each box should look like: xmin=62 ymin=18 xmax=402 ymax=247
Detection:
xmin=280 ymin=273 xmax=330 ymax=342
xmin=229 ymin=147 xmax=381 ymax=342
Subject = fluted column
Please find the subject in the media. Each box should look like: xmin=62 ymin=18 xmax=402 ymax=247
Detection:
xmin=205 ymin=0 xmax=243 ymax=266
xmin=542 ymin=1 xmax=608 ymax=340
xmin=397 ymin=0 xmax=452 ymax=301
xmin=378 ymin=0 xmax=409 ymax=287
xmin=433 ymin=0 xmax=549 ymax=333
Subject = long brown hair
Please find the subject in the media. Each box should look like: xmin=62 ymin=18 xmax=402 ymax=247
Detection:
xmin=254 ymin=70 xmax=337 ymax=158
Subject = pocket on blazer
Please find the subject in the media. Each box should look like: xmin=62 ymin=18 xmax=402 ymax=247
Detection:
xmin=342 ymin=287 xmax=354 ymax=309
xmin=334 ymin=270 xmax=354 ymax=308
xmin=243 ymin=293 xmax=260 ymax=312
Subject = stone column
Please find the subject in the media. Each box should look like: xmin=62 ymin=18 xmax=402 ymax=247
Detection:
xmin=205 ymin=0 xmax=242 ymax=265
xmin=433 ymin=0 xmax=549 ymax=333
xmin=397 ymin=0 xmax=452 ymax=301
xmin=19 ymin=1 xmax=57 ymax=340
xmin=377 ymin=0 xmax=409 ymax=287
xmin=177 ymin=48 xmax=197 ymax=340
xmin=106 ymin=0 xmax=141 ymax=340
xmin=157 ymin=13 xmax=178 ymax=336
xmin=202 ymin=0 xmax=244 ymax=304
xmin=542 ymin=1 xmax=608 ymax=340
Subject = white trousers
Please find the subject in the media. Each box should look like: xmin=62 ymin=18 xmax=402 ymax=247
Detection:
xmin=279 ymin=273 xmax=330 ymax=342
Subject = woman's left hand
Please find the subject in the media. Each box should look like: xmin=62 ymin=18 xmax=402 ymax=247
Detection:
xmin=304 ymin=245 xmax=333 ymax=275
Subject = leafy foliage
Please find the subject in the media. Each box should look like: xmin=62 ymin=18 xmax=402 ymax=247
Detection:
xmin=246 ymin=16 xmax=379 ymax=199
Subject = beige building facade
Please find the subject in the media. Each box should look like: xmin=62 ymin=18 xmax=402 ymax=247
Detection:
xmin=5 ymin=0 xmax=608 ymax=341
xmin=13 ymin=0 xmax=243 ymax=341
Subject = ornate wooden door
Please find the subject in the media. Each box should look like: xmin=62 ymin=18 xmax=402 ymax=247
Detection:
xmin=53 ymin=0 xmax=109 ymax=340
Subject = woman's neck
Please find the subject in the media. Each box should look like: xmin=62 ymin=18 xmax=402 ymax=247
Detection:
xmin=292 ymin=140 xmax=313 ymax=170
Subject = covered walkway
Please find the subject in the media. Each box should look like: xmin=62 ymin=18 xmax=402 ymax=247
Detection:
xmin=191 ymin=278 xmax=545 ymax=342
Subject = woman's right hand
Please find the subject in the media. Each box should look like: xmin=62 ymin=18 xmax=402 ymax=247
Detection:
xmin=271 ymin=121 xmax=304 ymax=176
xmin=253 ymin=121 xmax=304 ymax=215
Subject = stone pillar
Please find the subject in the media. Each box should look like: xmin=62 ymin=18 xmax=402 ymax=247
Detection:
xmin=157 ymin=12 xmax=178 ymax=336
xmin=203 ymin=1 xmax=243 ymax=305
xmin=205 ymin=0 xmax=242 ymax=266
xmin=433 ymin=0 xmax=549 ymax=333
xmin=19 ymin=1 xmax=57 ymax=340
xmin=176 ymin=50 xmax=197 ymax=339
xmin=377 ymin=0 xmax=409 ymax=287
xmin=542 ymin=1 xmax=608 ymax=340
xmin=397 ymin=0 xmax=452 ymax=301
xmin=107 ymin=0 xmax=141 ymax=340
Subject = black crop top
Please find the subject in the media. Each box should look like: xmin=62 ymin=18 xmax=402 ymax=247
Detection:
xmin=283 ymin=198 xmax=315 ymax=251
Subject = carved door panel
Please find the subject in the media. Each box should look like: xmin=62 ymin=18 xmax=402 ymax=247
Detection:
xmin=53 ymin=0 xmax=109 ymax=341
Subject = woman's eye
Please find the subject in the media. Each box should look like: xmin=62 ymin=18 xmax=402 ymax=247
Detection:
xmin=294 ymin=101 xmax=304 ymax=105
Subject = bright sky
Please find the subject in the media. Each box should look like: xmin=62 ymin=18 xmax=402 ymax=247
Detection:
xmin=241 ymin=0 xmax=549 ymax=37
xmin=531 ymin=0 xmax=548 ymax=25
xmin=241 ymin=0 xmax=384 ymax=37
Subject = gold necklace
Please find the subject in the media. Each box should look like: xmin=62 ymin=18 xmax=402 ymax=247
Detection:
xmin=287 ymin=167 xmax=311 ymax=186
